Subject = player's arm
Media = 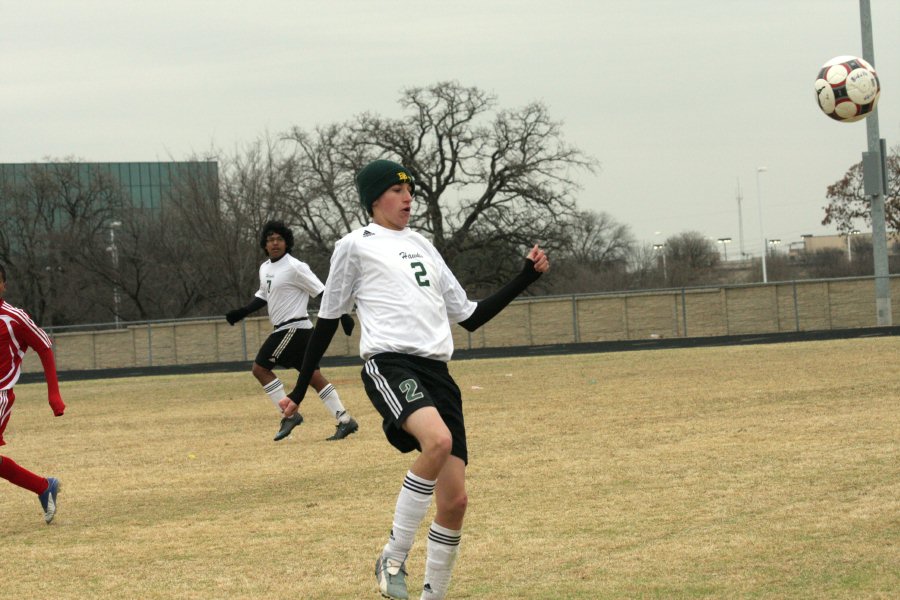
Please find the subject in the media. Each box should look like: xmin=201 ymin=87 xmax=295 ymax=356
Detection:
xmin=339 ymin=313 xmax=354 ymax=336
xmin=15 ymin=318 xmax=65 ymax=416
xmin=225 ymin=297 xmax=267 ymax=325
xmin=280 ymin=317 xmax=340 ymax=416
xmin=34 ymin=345 xmax=65 ymax=416
xmin=280 ymin=237 xmax=356 ymax=415
xmin=458 ymin=244 xmax=549 ymax=332
xmin=310 ymin=290 xmax=355 ymax=336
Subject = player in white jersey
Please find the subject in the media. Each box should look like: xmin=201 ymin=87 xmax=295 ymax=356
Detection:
xmin=226 ymin=221 xmax=358 ymax=442
xmin=279 ymin=160 xmax=549 ymax=599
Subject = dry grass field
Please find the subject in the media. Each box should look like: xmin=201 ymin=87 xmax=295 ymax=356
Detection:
xmin=2 ymin=338 xmax=898 ymax=599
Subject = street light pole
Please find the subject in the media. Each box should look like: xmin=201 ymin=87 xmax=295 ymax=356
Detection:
xmin=107 ymin=221 xmax=122 ymax=328
xmin=860 ymin=0 xmax=892 ymax=325
xmin=653 ymin=243 xmax=667 ymax=283
xmin=736 ymin=179 xmax=746 ymax=259
xmin=756 ymin=167 xmax=768 ymax=283
xmin=847 ymin=229 xmax=861 ymax=262
xmin=717 ymin=237 xmax=732 ymax=261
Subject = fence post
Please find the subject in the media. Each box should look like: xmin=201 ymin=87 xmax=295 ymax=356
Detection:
xmin=214 ymin=321 xmax=220 ymax=362
xmin=722 ymin=287 xmax=730 ymax=335
xmin=147 ymin=322 xmax=153 ymax=366
xmin=572 ymin=295 xmax=580 ymax=343
xmin=241 ymin=320 xmax=248 ymax=361
xmin=792 ymin=280 xmax=800 ymax=331
xmin=681 ymin=288 xmax=688 ymax=337
xmin=826 ymin=280 xmax=833 ymax=330
xmin=527 ymin=301 xmax=534 ymax=346
xmin=172 ymin=324 xmax=178 ymax=365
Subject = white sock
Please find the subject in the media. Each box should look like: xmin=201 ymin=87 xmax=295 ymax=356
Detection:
xmin=263 ymin=378 xmax=286 ymax=412
xmin=421 ymin=522 xmax=461 ymax=599
xmin=383 ymin=471 xmax=435 ymax=563
xmin=318 ymin=384 xmax=350 ymax=423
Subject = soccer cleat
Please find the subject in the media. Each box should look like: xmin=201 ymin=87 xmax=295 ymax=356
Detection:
xmin=375 ymin=553 xmax=409 ymax=600
xmin=274 ymin=413 xmax=303 ymax=441
xmin=38 ymin=477 xmax=60 ymax=524
xmin=326 ymin=416 xmax=359 ymax=441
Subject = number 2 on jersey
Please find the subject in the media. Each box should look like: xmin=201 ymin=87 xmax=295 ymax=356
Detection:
xmin=410 ymin=261 xmax=430 ymax=287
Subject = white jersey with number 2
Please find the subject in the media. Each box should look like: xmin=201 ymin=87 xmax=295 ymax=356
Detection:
xmin=319 ymin=223 xmax=476 ymax=362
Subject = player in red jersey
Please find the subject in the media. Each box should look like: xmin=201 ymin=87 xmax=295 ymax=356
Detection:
xmin=0 ymin=263 xmax=66 ymax=524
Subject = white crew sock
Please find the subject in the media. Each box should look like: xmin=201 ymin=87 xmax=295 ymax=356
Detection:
xmin=421 ymin=522 xmax=461 ymax=600
xmin=319 ymin=384 xmax=350 ymax=423
xmin=383 ymin=471 xmax=435 ymax=563
xmin=263 ymin=378 xmax=286 ymax=412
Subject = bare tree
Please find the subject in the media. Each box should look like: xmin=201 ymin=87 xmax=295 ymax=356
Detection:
xmin=281 ymin=125 xmax=368 ymax=260
xmin=822 ymin=144 xmax=899 ymax=233
xmin=283 ymin=81 xmax=598 ymax=288
xmin=171 ymin=149 xmax=271 ymax=307
xmin=0 ymin=161 xmax=126 ymax=324
xmin=626 ymin=243 xmax=664 ymax=289
xmin=547 ymin=210 xmax=636 ymax=293
xmin=664 ymin=231 xmax=720 ymax=286
xmin=562 ymin=210 xmax=634 ymax=264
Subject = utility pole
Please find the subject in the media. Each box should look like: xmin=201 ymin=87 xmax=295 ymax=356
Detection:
xmin=736 ymin=178 xmax=746 ymax=259
xmin=859 ymin=0 xmax=892 ymax=325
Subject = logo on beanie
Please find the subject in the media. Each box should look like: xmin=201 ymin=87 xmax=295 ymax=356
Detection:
xmin=397 ymin=172 xmax=410 ymax=182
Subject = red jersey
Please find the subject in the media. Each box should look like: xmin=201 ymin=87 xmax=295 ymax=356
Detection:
xmin=0 ymin=298 xmax=54 ymax=390
xmin=0 ymin=298 xmax=64 ymax=446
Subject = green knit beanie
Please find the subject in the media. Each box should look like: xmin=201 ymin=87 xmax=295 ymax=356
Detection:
xmin=356 ymin=159 xmax=414 ymax=214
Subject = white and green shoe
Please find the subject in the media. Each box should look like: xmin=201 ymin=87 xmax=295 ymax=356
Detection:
xmin=375 ymin=553 xmax=409 ymax=600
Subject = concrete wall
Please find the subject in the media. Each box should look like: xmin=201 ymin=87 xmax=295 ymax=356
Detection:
xmin=21 ymin=276 xmax=900 ymax=373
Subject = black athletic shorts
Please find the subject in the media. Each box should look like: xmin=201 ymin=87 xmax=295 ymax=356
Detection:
xmin=361 ymin=352 xmax=468 ymax=464
xmin=254 ymin=327 xmax=318 ymax=371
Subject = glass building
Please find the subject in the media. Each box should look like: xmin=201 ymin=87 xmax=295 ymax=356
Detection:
xmin=0 ymin=161 xmax=218 ymax=211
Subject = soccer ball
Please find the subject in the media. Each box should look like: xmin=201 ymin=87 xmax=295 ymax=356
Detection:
xmin=815 ymin=55 xmax=880 ymax=122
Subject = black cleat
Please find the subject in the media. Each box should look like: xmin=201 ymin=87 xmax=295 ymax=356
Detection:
xmin=326 ymin=417 xmax=359 ymax=441
xmin=274 ymin=413 xmax=303 ymax=441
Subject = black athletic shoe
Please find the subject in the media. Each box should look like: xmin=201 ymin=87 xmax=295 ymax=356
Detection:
xmin=326 ymin=417 xmax=359 ymax=441
xmin=274 ymin=413 xmax=303 ymax=441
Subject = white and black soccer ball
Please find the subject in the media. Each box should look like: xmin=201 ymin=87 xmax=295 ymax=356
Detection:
xmin=815 ymin=55 xmax=880 ymax=123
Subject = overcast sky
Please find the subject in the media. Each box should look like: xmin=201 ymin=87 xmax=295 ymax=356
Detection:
xmin=3 ymin=0 xmax=898 ymax=258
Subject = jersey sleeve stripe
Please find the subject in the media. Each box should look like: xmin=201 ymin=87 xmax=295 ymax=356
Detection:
xmin=3 ymin=305 xmax=52 ymax=348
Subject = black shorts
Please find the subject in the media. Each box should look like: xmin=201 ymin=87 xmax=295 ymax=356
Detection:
xmin=254 ymin=327 xmax=318 ymax=371
xmin=361 ymin=352 xmax=467 ymax=464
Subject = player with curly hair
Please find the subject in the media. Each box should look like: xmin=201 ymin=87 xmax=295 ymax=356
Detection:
xmin=226 ymin=221 xmax=358 ymax=442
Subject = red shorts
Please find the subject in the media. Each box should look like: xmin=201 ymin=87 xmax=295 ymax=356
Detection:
xmin=0 ymin=389 xmax=15 ymax=447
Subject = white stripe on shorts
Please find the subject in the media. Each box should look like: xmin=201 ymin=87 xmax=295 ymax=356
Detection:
xmin=365 ymin=359 xmax=403 ymax=418
xmin=271 ymin=328 xmax=295 ymax=360
xmin=0 ymin=390 xmax=10 ymax=430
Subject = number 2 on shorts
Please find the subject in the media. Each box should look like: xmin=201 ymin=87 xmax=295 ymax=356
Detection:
xmin=399 ymin=378 xmax=424 ymax=403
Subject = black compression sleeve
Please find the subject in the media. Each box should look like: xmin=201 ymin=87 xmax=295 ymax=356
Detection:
xmin=286 ymin=317 xmax=340 ymax=404
xmin=458 ymin=259 xmax=542 ymax=332
xmin=244 ymin=296 xmax=268 ymax=314
xmin=226 ymin=297 xmax=268 ymax=324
